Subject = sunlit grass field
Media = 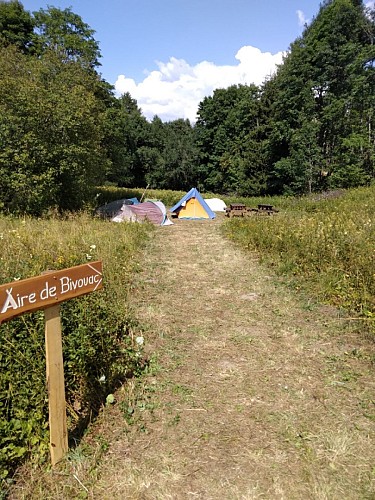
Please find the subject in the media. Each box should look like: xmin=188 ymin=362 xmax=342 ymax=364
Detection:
xmin=223 ymin=186 xmax=375 ymax=333
xmin=0 ymin=213 xmax=151 ymax=480
xmin=1 ymin=185 xmax=374 ymax=484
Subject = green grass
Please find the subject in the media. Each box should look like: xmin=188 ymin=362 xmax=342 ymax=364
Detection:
xmin=0 ymin=213 xmax=151 ymax=483
xmin=223 ymin=186 xmax=375 ymax=333
xmin=1 ymin=184 xmax=374 ymax=488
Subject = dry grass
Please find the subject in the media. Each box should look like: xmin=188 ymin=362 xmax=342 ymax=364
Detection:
xmin=8 ymin=214 xmax=375 ymax=499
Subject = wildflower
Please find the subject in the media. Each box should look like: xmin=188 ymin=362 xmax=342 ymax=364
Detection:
xmin=106 ymin=394 xmax=115 ymax=405
xmin=135 ymin=336 xmax=144 ymax=346
xmin=85 ymin=253 xmax=92 ymax=261
xmin=99 ymin=375 xmax=106 ymax=383
xmin=89 ymin=244 xmax=96 ymax=251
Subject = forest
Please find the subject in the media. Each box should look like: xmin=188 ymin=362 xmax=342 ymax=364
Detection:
xmin=0 ymin=0 xmax=374 ymax=214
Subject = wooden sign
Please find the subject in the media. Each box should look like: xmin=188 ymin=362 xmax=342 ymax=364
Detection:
xmin=0 ymin=261 xmax=103 ymax=324
xmin=0 ymin=261 xmax=103 ymax=466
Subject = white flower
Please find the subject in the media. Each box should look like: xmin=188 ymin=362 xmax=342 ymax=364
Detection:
xmin=135 ymin=336 xmax=144 ymax=346
xmin=86 ymin=253 xmax=92 ymax=260
xmin=106 ymin=394 xmax=115 ymax=405
xmin=99 ymin=375 xmax=106 ymax=383
xmin=89 ymin=244 xmax=96 ymax=251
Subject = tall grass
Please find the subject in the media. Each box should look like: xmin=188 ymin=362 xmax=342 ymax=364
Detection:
xmin=0 ymin=213 xmax=151 ymax=482
xmin=223 ymin=187 xmax=374 ymax=333
xmin=94 ymin=186 xmax=186 ymax=208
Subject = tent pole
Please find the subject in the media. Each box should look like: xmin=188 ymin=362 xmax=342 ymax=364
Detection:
xmin=140 ymin=184 xmax=150 ymax=203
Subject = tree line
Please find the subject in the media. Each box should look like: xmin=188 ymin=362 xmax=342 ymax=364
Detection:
xmin=0 ymin=0 xmax=374 ymax=214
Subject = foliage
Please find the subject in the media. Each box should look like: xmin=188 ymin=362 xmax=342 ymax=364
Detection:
xmin=0 ymin=46 xmax=108 ymax=214
xmin=223 ymin=186 xmax=375 ymax=332
xmin=0 ymin=214 xmax=150 ymax=482
xmin=0 ymin=0 xmax=34 ymax=53
xmin=104 ymin=93 xmax=152 ymax=188
xmin=31 ymin=5 xmax=101 ymax=69
xmin=195 ymin=84 xmax=265 ymax=195
xmin=146 ymin=118 xmax=199 ymax=191
xmin=190 ymin=1 xmax=375 ymax=196
xmin=2 ymin=1 xmax=375 ymax=209
xmin=264 ymin=0 xmax=375 ymax=194
xmin=104 ymin=102 xmax=199 ymax=192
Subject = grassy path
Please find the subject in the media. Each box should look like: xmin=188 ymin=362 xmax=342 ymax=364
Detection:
xmin=91 ymin=216 xmax=375 ymax=499
xmin=12 ymin=216 xmax=375 ymax=499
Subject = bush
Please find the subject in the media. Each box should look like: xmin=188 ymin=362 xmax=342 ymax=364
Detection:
xmin=0 ymin=213 xmax=150 ymax=481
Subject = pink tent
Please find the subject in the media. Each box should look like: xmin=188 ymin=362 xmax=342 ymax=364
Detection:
xmin=111 ymin=201 xmax=173 ymax=226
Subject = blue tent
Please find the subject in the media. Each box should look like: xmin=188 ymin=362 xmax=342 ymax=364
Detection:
xmin=170 ymin=188 xmax=215 ymax=219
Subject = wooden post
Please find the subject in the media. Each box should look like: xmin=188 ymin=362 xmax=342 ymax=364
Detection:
xmin=44 ymin=304 xmax=68 ymax=466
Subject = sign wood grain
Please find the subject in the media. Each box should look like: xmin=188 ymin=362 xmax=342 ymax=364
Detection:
xmin=0 ymin=261 xmax=103 ymax=324
xmin=45 ymin=305 xmax=68 ymax=465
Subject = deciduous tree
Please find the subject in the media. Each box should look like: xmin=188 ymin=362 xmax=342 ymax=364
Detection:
xmin=0 ymin=47 xmax=107 ymax=213
xmin=0 ymin=0 xmax=33 ymax=52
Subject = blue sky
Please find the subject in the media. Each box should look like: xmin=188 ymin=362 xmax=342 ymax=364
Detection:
xmin=21 ymin=0 xmax=324 ymax=121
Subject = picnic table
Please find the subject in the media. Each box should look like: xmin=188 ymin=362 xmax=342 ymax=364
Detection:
xmin=225 ymin=203 xmax=248 ymax=217
xmin=257 ymin=204 xmax=279 ymax=215
xmin=225 ymin=203 xmax=279 ymax=217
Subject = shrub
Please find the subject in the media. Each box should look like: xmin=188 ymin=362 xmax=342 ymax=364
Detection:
xmin=0 ymin=213 xmax=150 ymax=481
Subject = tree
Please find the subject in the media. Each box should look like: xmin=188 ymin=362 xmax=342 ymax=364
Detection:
xmin=0 ymin=47 xmax=107 ymax=213
xmin=195 ymin=84 xmax=263 ymax=194
xmin=146 ymin=118 xmax=198 ymax=190
xmin=264 ymin=0 xmax=375 ymax=194
xmin=104 ymin=93 xmax=151 ymax=187
xmin=0 ymin=0 xmax=34 ymax=52
xmin=32 ymin=6 xmax=101 ymax=69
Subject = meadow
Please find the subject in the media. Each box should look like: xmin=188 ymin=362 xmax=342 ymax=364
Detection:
xmin=1 ymin=185 xmax=374 ymax=488
xmin=97 ymin=184 xmax=374 ymax=332
xmin=223 ymin=186 xmax=375 ymax=334
xmin=94 ymin=184 xmax=375 ymax=332
xmin=0 ymin=213 xmax=150 ymax=482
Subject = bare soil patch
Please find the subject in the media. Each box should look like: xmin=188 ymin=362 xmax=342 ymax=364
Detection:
xmin=10 ymin=215 xmax=375 ymax=499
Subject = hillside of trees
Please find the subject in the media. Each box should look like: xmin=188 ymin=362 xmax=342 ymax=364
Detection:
xmin=0 ymin=0 xmax=374 ymax=214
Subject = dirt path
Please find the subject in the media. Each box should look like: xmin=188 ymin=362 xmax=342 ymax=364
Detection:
xmin=81 ymin=215 xmax=375 ymax=500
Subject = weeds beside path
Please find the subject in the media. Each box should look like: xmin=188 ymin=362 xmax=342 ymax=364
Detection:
xmin=12 ymin=215 xmax=375 ymax=499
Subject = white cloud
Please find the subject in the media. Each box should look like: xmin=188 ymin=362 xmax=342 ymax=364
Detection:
xmin=296 ymin=9 xmax=308 ymax=27
xmin=114 ymin=46 xmax=284 ymax=122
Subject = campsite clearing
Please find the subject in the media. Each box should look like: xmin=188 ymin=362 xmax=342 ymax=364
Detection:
xmin=12 ymin=214 xmax=375 ymax=499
